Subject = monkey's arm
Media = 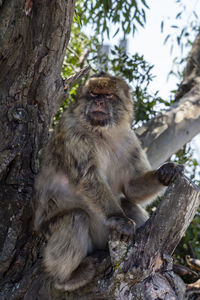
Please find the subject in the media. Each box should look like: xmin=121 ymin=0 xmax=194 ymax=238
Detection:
xmin=124 ymin=162 xmax=184 ymax=205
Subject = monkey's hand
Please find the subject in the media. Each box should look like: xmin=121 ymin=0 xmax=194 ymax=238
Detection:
xmin=156 ymin=162 xmax=184 ymax=186
xmin=106 ymin=216 xmax=136 ymax=242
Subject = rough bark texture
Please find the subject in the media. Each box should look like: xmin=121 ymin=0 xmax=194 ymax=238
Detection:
xmin=0 ymin=0 xmax=76 ymax=299
xmin=0 ymin=2 xmax=200 ymax=300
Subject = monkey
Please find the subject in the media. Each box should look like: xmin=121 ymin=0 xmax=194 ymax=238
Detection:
xmin=34 ymin=72 xmax=184 ymax=291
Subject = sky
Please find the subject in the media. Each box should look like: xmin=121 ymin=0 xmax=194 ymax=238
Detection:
xmin=101 ymin=0 xmax=200 ymax=169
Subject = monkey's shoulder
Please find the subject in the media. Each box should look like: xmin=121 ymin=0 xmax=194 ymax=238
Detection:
xmin=96 ymin=129 xmax=151 ymax=179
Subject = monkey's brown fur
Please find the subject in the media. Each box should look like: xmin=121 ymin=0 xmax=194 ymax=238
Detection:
xmin=34 ymin=72 xmax=184 ymax=291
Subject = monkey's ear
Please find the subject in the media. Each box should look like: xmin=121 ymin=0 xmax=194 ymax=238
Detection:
xmin=116 ymin=77 xmax=132 ymax=99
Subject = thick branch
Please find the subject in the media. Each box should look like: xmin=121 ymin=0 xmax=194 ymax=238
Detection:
xmin=124 ymin=176 xmax=200 ymax=270
xmin=136 ymin=32 xmax=200 ymax=168
xmin=146 ymin=176 xmax=200 ymax=255
xmin=136 ymin=85 xmax=200 ymax=168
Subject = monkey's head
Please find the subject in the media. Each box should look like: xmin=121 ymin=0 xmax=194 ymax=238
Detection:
xmin=72 ymin=73 xmax=133 ymax=129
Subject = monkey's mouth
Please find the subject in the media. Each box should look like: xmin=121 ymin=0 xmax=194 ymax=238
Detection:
xmin=91 ymin=111 xmax=108 ymax=121
xmin=87 ymin=105 xmax=110 ymax=126
xmin=90 ymin=105 xmax=108 ymax=120
xmin=91 ymin=105 xmax=107 ymax=114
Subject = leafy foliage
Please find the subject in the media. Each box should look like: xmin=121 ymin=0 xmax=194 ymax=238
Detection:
xmin=75 ymin=0 xmax=149 ymax=38
xmin=161 ymin=1 xmax=200 ymax=82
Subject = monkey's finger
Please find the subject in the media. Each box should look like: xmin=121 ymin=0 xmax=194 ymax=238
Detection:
xmin=164 ymin=166 xmax=184 ymax=185
xmin=171 ymin=165 xmax=184 ymax=181
xmin=117 ymin=224 xmax=135 ymax=240
xmin=157 ymin=163 xmax=184 ymax=185
xmin=110 ymin=228 xmax=132 ymax=242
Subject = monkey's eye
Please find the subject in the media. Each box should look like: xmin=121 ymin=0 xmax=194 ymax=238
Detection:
xmin=89 ymin=92 xmax=98 ymax=97
xmin=105 ymin=94 xmax=114 ymax=99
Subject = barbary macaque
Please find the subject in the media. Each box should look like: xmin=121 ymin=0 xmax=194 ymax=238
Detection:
xmin=34 ymin=72 xmax=184 ymax=291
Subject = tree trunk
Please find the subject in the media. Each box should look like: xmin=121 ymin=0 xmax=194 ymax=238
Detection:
xmin=0 ymin=0 xmax=75 ymax=299
xmin=0 ymin=2 xmax=200 ymax=299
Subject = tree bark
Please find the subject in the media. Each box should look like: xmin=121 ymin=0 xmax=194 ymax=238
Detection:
xmin=0 ymin=0 xmax=75 ymax=299
xmin=0 ymin=2 xmax=200 ymax=300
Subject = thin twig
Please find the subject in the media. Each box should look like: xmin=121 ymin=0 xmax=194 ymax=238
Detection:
xmin=64 ymin=66 xmax=90 ymax=91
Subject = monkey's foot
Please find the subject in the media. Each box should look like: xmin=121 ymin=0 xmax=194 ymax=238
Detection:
xmin=156 ymin=162 xmax=184 ymax=186
xmin=54 ymin=257 xmax=95 ymax=291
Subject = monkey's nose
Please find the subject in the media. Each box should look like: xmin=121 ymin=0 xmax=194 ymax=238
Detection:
xmin=95 ymin=99 xmax=104 ymax=106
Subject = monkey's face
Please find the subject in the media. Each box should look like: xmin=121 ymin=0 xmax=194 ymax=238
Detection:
xmin=85 ymin=91 xmax=121 ymax=127
xmin=76 ymin=75 xmax=134 ymax=128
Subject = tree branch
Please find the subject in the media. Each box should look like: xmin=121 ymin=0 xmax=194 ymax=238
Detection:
xmin=63 ymin=66 xmax=90 ymax=91
xmin=136 ymin=85 xmax=200 ymax=168
xmin=136 ymin=32 xmax=200 ymax=168
xmin=176 ymin=32 xmax=200 ymax=100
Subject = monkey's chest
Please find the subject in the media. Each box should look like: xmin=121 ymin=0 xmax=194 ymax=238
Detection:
xmin=97 ymin=146 xmax=131 ymax=196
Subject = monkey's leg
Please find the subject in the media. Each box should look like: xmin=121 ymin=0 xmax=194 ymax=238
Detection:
xmin=44 ymin=209 xmax=95 ymax=291
xmin=55 ymin=256 xmax=96 ymax=291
